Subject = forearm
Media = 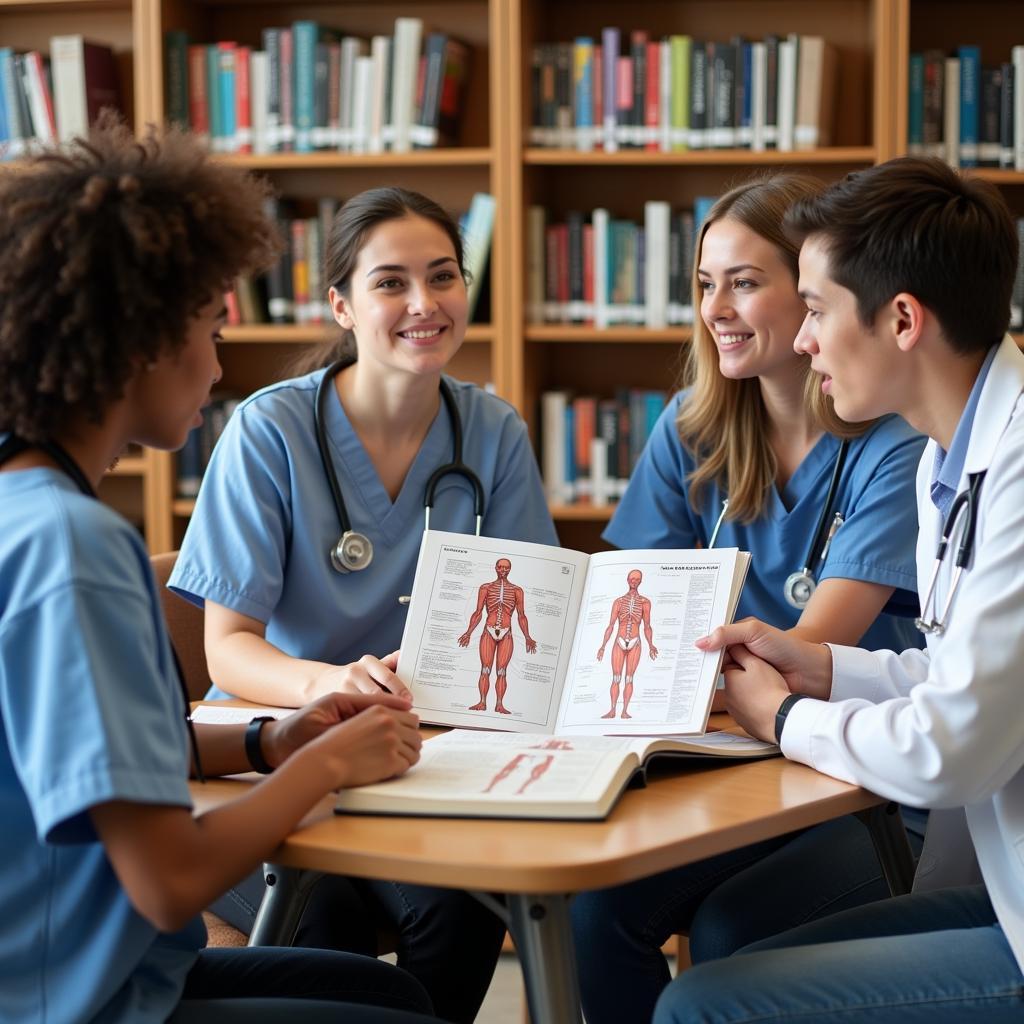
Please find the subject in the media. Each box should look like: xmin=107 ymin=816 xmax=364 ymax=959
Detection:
xmin=207 ymin=630 xmax=328 ymax=707
xmin=194 ymin=723 xmax=251 ymax=777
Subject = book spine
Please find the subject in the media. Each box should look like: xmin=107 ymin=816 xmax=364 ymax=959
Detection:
xmin=644 ymin=38 xmax=659 ymax=152
xmin=262 ymin=28 xmax=281 ymax=151
xmin=369 ymin=35 xmax=390 ymax=154
xmin=630 ymin=30 xmax=647 ymax=149
xmin=311 ymin=41 xmax=330 ymax=149
xmin=592 ymin=207 xmax=610 ymax=329
xmin=643 ymin=200 xmax=670 ymax=329
xmin=1014 ymin=46 xmax=1024 ymax=170
xmin=292 ymin=21 xmax=316 ymax=152
xmin=689 ymin=42 xmax=706 ymax=149
xmin=414 ymin=32 xmax=445 ymax=148
xmin=999 ymin=62 xmax=1015 ymax=169
xmin=776 ymin=36 xmax=797 ymax=151
xmin=737 ymin=39 xmax=753 ymax=147
xmin=944 ymin=57 xmax=960 ymax=167
xmin=669 ymin=35 xmax=690 ymax=151
xmin=763 ymin=34 xmax=779 ymax=148
xmin=574 ymin=37 xmax=595 ymax=152
xmin=290 ymin=218 xmax=309 ymax=323
xmin=541 ymin=391 xmax=570 ymax=504
xmin=572 ymin=396 xmax=596 ymax=500
xmin=25 ymin=52 xmax=57 ymax=143
xmin=526 ymin=205 xmax=545 ymax=323
xmin=544 ymin=223 xmax=559 ymax=322
xmin=0 ymin=49 xmax=24 ymax=156
xmin=250 ymin=50 xmax=268 ymax=154
xmin=601 ymin=27 xmax=619 ymax=152
xmin=263 ymin=198 xmax=293 ymax=323
xmin=278 ymin=28 xmax=294 ymax=151
xmin=582 ymin=222 xmax=595 ymax=323
xmin=908 ymin=52 xmax=924 ymax=155
xmin=555 ymin=41 xmax=573 ymax=149
xmin=51 ymin=35 xmax=87 ymax=141
xmin=922 ymin=49 xmax=944 ymax=158
xmin=235 ymin=45 xmax=252 ymax=153
xmin=567 ymin=211 xmax=585 ymax=322
xmin=390 ymin=17 xmax=423 ymax=152
xmin=218 ymin=42 xmax=237 ymax=153
xmin=163 ymin=31 xmax=189 ymax=129
xmin=958 ymin=45 xmax=980 ymax=167
xmin=979 ymin=67 xmax=1001 ymax=167
xmin=710 ymin=41 xmax=736 ymax=148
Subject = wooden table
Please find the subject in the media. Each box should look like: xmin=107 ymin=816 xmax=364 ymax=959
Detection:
xmin=190 ymin=718 xmax=915 ymax=1023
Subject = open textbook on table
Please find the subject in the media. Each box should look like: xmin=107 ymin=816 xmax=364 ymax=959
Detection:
xmin=396 ymin=530 xmax=752 ymax=738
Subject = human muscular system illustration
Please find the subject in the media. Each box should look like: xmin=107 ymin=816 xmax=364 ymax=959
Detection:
xmin=458 ymin=558 xmax=537 ymax=714
xmin=482 ymin=740 xmax=574 ymax=795
xmin=596 ymin=569 xmax=658 ymax=719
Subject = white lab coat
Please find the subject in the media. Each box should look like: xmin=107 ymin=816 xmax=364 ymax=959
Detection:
xmin=781 ymin=333 xmax=1024 ymax=973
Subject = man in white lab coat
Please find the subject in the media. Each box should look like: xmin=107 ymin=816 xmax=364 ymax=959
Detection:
xmin=655 ymin=157 xmax=1024 ymax=1023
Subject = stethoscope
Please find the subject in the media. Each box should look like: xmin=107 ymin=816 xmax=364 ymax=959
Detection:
xmin=915 ymin=471 xmax=986 ymax=636
xmin=315 ymin=359 xmax=486 ymax=574
xmin=0 ymin=434 xmax=206 ymax=782
xmin=708 ymin=439 xmax=850 ymax=610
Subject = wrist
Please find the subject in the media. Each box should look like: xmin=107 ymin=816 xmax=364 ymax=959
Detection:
xmin=814 ymin=643 xmax=834 ymax=699
xmin=245 ymin=716 xmax=276 ymax=774
xmin=775 ymin=693 xmax=810 ymax=744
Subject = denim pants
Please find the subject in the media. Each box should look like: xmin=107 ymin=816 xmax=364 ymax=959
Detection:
xmin=654 ymin=885 xmax=1024 ymax=1023
xmin=211 ymin=870 xmax=504 ymax=1023
xmin=572 ymin=814 xmax=925 ymax=1024
xmin=169 ymin=945 xmax=438 ymax=1022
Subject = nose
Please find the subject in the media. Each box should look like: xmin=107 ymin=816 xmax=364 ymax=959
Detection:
xmin=794 ymin=312 xmax=817 ymax=355
xmin=407 ymin=279 xmax=439 ymax=316
xmin=701 ymin=286 xmax=732 ymax=322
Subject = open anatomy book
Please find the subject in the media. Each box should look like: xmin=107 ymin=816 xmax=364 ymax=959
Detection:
xmin=334 ymin=727 xmax=779 ymax=820
xmin=396 ymin=531 xmax=752 ymax=738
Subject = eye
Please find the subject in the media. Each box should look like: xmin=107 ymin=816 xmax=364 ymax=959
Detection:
xmin=805 ymin=307 xmax=822 ymax=320
xmin=433 ymin=269 xmax=458 ymax=284
xmin=697 ymin=279 xmax=713 ymax=292
xmin=733 ymin=278 xmax=756 ymax=290
xmin=375 ymin=277 xmax=404 ymax=290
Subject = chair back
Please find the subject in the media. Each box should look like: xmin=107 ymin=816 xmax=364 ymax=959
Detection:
xmin=150 ymin=550 xmax=212 ymax=701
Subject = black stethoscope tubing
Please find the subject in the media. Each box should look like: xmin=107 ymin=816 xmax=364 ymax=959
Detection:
xmin=0 ymin=434 xmax=205 ymax=782
xmin=915 ymin=470 xmax=986 ymax=635
xmin=314 ymin=359 xmax=486 ymax=573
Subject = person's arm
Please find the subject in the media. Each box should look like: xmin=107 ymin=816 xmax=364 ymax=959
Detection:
xmin=642 ymin=597 xmax=657 ymax=658
xmin=788 ymin=577 xmax=896 ymax=645
xmin=597 ymin=599 xmax=620 ymax=659
xmin=514 ymin=585 xmax=536 ymax=652
xmin=204 ymin=601 xmax=411 ymax=706
xmin=457 ymin=584 xmax=488 ymax=646
xmin=90 ymin=693 xmax=421 ymax=933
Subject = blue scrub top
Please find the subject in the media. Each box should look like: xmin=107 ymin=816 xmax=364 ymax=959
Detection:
xmin=605 ymin=390 xmax=927 ymax=652
xmin=171 ymin=370 xmax=558 ymax=692
xmin=0 ymin=467 xmax=204 ymax=1023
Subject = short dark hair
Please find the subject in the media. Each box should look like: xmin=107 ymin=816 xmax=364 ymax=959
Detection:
xmin=0 ymin=114 xmax=280 ymax=443
xmin=785 ymin=156 xmax=1018 ymax=354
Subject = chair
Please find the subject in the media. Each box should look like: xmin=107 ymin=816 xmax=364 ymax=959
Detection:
xmin=150 ymin=549 xmax=246 ymax=947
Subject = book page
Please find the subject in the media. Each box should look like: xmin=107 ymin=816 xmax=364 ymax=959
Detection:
xmin=397 ymin=531 xmax=591 ymax=732
xmin=334 ymin=730 xmax=644 ymax=819
xmin=554 ymin=549 xmax=741 ymax=736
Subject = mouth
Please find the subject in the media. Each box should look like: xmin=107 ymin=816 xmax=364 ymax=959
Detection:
xmin=715 ymin=331 xmax=753 ymax=349
xmin=397 ymin=324 xmax=447 ymax=343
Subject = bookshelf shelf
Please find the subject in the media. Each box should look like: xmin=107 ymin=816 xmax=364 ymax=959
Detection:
xmin=221 ymin=324 xmax=495 ymax=344
xmin=172 ymin=498 xmax=196 ymax=518
xmin=525 ymin=325 xmax=691 ymax=344
xmin=214 ymin=148 xmax=494 ymax=171
xmin=524 ymin=147 xmax=878 ymax=167
xmin=967 ymin=170 xmax=1024 ymax=185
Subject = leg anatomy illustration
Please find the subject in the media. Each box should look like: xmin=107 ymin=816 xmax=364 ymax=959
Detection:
xmin=596 ymin=570 xmax=658 ymax=719
xmin=458 ymin=558 xmax=537 ymax=714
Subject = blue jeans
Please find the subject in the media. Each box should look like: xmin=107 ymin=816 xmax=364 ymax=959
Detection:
xmin=654 ymin=885 xmax=1024 ymax=1023
xmin=169 ymin=945 xmax=437 ymax=1022
xmin=572 ymin=815 xmax=924 ymax=1024
xmin=212 ymin=871 xmax=504 ymax=1024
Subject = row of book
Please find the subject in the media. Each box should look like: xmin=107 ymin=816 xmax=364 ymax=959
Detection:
xmin=527 ymin=200 xmax=716 ymax=328
xmin=541 ymin=389 xmax=668 ymax=506
xmin=908 ymin=45 xmax=1024 ymax=169
xmin=228 ymin=192 xmax=496 ymax=326
xmin=0 ymin=36 xmax=121 ymax=158
xmin=164 ymin=17 xmax=469 ymax=156
xmin=530 ymin=31 xmax=838 ymax=153
xmin=177 ymin=394 xmax=241 ymax=499
xmin=1013 ymin=219 xmax=1024 ymax=331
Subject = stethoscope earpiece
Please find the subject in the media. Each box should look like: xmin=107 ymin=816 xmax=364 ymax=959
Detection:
xmin=331 ymin=530 xmax=374 ymax=573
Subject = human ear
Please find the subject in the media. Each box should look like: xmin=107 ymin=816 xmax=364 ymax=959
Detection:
xmin=887 ymin=292 xmax=925 ymax=353
xmin=329 ymin=286 xmax=355 ymax=330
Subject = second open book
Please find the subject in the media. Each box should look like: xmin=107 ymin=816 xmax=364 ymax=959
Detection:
xmin=396 ymin=530 xmax=752 ymax=739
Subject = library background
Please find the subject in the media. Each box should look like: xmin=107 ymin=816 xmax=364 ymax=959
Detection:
xmin=2 ymin=0 xmax=1022 ymax=557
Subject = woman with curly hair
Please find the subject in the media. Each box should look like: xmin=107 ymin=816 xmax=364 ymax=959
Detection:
xmin=0 ymin=117 xmax=439 ymax=1024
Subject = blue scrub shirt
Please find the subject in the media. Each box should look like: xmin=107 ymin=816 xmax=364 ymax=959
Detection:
xmin=605 ymin=390 xmax=927 ymax=652
xmin=0 ymin=468 xmax=204 ymax=1023
xmin=171 ymin=370 xmax=558 ymax=693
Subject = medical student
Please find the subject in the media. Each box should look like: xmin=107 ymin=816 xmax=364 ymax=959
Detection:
xmin=170 ymin=185 xmax=557 ymax=1022
xmin=656 ymin=156 xmax=1024 ymax=1024
xmin=572 ymin=173 xmax=928 ymax=1024
xmin=0 ymin=118 xmax=439 ymax=1024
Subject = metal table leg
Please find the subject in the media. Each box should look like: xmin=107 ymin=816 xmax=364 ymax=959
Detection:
xmin=476 ymin=892 xmax=583 ymax=1024
xmin=857 ymin=801 xmax=917 ymax=896
xmin=248 ymin=863 xmax=322 ymax=946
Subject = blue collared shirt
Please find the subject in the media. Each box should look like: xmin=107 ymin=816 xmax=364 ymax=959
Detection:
xmin=930 ymin=345 xmax=999 ymax=520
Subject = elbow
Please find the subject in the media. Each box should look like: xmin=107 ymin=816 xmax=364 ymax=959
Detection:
xmin=127 ymin=878 xmax=203 ymax=934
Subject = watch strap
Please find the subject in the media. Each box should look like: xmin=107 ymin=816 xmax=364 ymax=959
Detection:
xmin=245 ymin=716 xmax=275 ymax=774
xmin=774 ymin=693 xmax=809 ymax=744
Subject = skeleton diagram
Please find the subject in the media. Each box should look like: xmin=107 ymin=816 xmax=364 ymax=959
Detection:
xmin=596 ymin=569 xmax=657 ymax=719
xmin=458 ymin=558 xmax=537 ymax=714
xmin=482 ymin=753 xmax=554 ymax=794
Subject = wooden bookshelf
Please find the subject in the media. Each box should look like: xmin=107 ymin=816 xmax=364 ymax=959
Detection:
xmin=34 ymin=0 xmax=1015 ymax=552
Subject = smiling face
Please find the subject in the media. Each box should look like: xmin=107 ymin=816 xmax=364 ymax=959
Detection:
xmin=697 ymin=218 xmax=809 ymax=384
xmin=329 ymin=214 xmax=468 ymax=381
xmin=794 ymin=235 xmax=895 ymax=423
xmin=126 ymin=297 xmax=225 ymax=450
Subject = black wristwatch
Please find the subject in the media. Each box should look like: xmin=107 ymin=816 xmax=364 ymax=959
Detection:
xmin=245 ymin=716 xmax=276 ymax=774
xmin=774 ymin=694 xmax=809 ymax=744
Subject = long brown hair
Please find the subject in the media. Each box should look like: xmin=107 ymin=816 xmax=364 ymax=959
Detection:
xmin=677 ymin=173 xmax=871 ymax=523
xmin=288 ymin=186 xmax=468 ymax=377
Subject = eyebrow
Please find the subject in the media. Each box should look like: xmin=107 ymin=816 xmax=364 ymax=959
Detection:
xmin=798 ymin=289 xmax=821 ymax=302
xmin=365 ymin=256 xmax=458 ymax=277
xmin=696 ymin=263 xmax=766 ymax=276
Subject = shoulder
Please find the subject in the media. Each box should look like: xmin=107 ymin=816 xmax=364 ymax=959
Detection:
xmin=850 ymin=415 xmax=927 ymax=458
xmin=233 ymin=370 xmax=321 ymax=432
xmin=445 ymin=376 xmax=523 ymax=431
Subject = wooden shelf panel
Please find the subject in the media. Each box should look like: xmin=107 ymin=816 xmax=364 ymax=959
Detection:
xmin=550 ymin=503 xmax=615 ymax=522
xmin=967 ymin=170 xmax=1024 ymax=186
xmin=524 ymin=147 xmax=877 ymax=167
xmin=221 ymin=324 xmax=494 ymax=343
xmin=173 ymin=498 xmax=197 ymax=518
xmin=214 ymin=148 xmax=493 ymax=171
xmin=108 ymin=455 xmax=147 ymax=476
xmin=525 ymin=325 xmax=692 ymax=343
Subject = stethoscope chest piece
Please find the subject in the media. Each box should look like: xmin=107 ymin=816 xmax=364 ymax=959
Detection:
xmin=331 ymin=529 xmax=374 ymax=573
xmin=783 ymin=570 xmax=816 ymax=610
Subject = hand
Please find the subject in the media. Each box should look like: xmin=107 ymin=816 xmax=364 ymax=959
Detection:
xmin=696 ymin=618 xmax=833 ymax=700
xmin=596 ymin=646 xmax=605 ymax=662
xmin=648 ymin=644 xmax=658 ymax=660
xmin=262 ymin=690 xmax=415 ymax=767
xmin=457 ymin=631 xmax=471 ymax=648
xmin=721 ymin=645 xmax=792 ymax=743
xmin=307 ymin=702 xmax=423 ymax=789
xmin=525 ymin=638 xmax=537 ymax=654
xmin=311 ymin=651 xmax=413 ymax=701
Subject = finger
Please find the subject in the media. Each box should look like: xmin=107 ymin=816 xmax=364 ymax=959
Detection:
xmin=340 ymin=691 xmax=415 ymax=714
xmin=380 ymin=650 xmax=400 ymax=669
xmin=729 ymin=644 xmax=759 ymax=669
xmin=695 ymin=620 xmax=764 ymax=651
xmin=360 ymin=658 xmax=414 ymax=701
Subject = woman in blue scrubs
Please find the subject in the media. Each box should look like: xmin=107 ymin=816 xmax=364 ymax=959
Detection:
xmin=571 ymin=174 xmax=928 ymax=1024
xmin=171 ymin=186 xmax=557 ymax=1022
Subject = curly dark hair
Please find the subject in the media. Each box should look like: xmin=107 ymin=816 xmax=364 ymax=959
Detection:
xmin=0 ymin=114 xmax=280 ymax=442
